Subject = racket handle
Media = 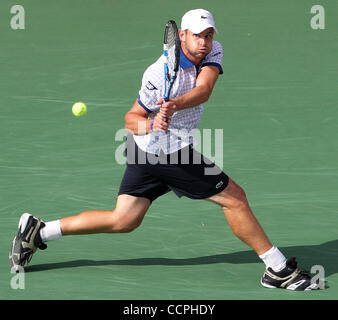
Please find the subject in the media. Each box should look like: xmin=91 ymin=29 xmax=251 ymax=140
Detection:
xmin=163 ymin=98 xmax=169 ymax=123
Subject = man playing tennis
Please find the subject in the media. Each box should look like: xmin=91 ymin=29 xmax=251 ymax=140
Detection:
xmin=9 ymin=9 xmax=319 ymax=291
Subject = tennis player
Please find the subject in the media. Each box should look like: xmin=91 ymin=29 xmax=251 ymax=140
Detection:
xmin=9 ymin=9 xmax=319 ymax=291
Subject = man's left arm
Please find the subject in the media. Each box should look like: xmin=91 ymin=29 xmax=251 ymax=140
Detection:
xmin=158 ymin=65 xmax=220 ymax=117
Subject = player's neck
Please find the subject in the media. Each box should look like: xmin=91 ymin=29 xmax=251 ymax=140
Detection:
xmin=181 ymin=44 xmax=201 ymax=66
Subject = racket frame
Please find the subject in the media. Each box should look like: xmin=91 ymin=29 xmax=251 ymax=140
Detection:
xmin=163 ymin=20 xmax=180 ymax=102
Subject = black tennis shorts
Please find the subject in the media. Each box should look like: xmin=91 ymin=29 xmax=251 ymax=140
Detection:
xmin=118 ymin=135 xmax=229 ymax=202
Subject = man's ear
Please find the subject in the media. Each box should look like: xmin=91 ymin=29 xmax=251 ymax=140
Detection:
xmin=178 ymin=29 xmax=186 ymax=41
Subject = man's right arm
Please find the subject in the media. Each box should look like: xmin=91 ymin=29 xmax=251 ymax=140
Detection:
xmin=124 ymin=99 xmax=170 ymax=135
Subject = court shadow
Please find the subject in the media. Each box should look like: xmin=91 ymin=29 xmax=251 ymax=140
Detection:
xmin=26 ymin=239 xmax=338 ymax=277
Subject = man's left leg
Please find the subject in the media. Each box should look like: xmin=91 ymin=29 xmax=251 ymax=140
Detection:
xmin=206 ymin=178 xmax=320 ymax=290
xmin=206 ymin=178 xmax=273 ymax=255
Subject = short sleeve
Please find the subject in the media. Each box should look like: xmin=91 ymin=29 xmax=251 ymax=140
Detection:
xmin=137 ymin=59 xmax=163 ymax=113
xmin=201 ymin=41 xmax=223 ymax=74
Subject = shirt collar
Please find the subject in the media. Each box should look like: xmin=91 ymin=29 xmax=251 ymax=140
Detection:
xmin=180 ymin=47 xmax=195 ymax=69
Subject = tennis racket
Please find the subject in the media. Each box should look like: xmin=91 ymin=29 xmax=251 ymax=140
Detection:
xmin=152 ymin=20 xmax=179 ymax=136
xmin=163 ymin=20 xmax=180 ymax=103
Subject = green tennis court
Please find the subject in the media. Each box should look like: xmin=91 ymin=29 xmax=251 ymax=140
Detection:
xmin=1 ymin=0 xmax=337 ymax=300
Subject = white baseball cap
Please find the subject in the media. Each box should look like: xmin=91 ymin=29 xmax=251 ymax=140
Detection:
xmin=181 ymin=9 xmax=218 ymax=34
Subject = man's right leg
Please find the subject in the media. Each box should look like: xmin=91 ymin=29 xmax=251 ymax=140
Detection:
xmin=9 ymin=194 xmax=151 ymax=270
xmin=60 ymin=194 xmax=151 ymax=235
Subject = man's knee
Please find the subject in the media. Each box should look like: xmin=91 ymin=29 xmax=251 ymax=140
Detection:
xmin=108 ymin=210 xmax=144 ymax=233
xmin=208 ymin=178 xmax=249 ymax=209
xmin=108 ymin=194 xmax=150 ymax=233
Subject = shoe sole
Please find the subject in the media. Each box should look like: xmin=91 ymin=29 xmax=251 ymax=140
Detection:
xmin=260 ymin=278 xmax=278 ymax=289
xmin=261 ymin=277 xmax=319 ymax=291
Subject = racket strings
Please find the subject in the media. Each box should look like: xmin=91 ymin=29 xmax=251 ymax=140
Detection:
xmin=167 ymin=46 xmax=177 ymax=75
xmin=165 ymin=26 xmax=179 ymax=75
xmin=163 ymin=20 xmax=180 ymax=100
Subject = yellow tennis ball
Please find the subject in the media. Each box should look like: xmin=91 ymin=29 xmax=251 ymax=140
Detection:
xmin=72 ymin=102 xmax=87 ymax=117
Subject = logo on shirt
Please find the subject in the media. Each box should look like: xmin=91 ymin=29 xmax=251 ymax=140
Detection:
xmin=211 ymin=52 xmax=222 ymax=58
xmin=201 ymin=16 xmax=207 ymax=19
xmin=146 ymin=81 xmax=158 ymax=91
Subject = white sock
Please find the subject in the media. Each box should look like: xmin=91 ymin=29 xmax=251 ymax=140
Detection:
xmin=40 ymin=220 xmax=62 ymax=242
xmin=259 ymin=246 xmax=287 ymax=272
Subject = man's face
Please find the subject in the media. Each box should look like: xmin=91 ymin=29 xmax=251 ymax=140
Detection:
xmin=180 ymin=28 xmax=214 ymax=61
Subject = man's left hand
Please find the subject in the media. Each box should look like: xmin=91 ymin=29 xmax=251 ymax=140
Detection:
xmin=156 ymin=98 xmax=177 ymax=119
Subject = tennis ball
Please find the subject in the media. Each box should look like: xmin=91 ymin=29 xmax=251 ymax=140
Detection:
xmin=72 ymin=102 xmax=87 ymax=117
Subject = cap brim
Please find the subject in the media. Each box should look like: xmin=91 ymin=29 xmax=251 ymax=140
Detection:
xmin=189 ymin=24 xmax=218 ymax=35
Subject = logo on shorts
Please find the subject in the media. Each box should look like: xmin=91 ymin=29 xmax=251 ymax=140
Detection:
xmin=216 ymin=181 xmax=224 ymax=189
